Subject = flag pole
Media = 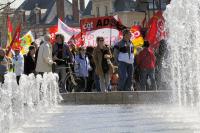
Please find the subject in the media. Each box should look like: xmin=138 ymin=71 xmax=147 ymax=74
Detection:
xmin=110 ymin=27 xmax=112 ymax=46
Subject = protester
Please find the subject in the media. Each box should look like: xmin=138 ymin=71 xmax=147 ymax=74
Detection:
xmin=74 ymin=46 xmax=92 ymax=92
xmin=86 ymin=46 xmax=95 ymax=92
xmin=93 ymin=37 xmax=113 ymax=92
xmin=114 ymin=29 xmax=134 ymax=91
xmin=0 ymin=49 xmax=8 ymax=83
xmin=13 ymin=47 xmax=24 ymax=84
xmin=24 ymin=45 xmax=36 ymax=75
xmin=52 ymin=34 xmax=73 ymax=90
xmin=31 ymin=41 xmax=39 ymax=64
xmin=136 ymin=41 xmax=157 ymax=91
xmin=35 ymin=34 xmax=55 ymax=75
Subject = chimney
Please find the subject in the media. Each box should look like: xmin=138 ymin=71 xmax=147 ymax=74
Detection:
xmin=79 ymin=0 xmax=85 ymax=12
xmin=34 ymin=4 xmax=41 ymax=24
xmin=19 ymin=7 xmax=26 ymax=26
xmin=72 ymin=0 xmax=79 ymax=22
xmin=56 ymin=0 xmax=65 ymax=20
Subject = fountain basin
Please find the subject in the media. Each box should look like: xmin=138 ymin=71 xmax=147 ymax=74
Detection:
xmin=61 ymin=91 xmax=173 ymax=104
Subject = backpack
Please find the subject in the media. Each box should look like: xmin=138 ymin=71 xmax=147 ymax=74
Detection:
xmin=101 ymin=49 xmax=109 ymax=74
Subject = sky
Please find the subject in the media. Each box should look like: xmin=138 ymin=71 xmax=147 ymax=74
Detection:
xmin=0 ymin=0 xmax=90 ymax=9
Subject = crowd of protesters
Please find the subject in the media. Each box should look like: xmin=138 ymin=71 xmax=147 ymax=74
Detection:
xmin=0 ymin=28 xmax=167 ymax=92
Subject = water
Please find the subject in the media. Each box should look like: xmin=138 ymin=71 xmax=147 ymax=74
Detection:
xmin=12 ymin=105 xmax=200 ymax=133
xmin=163 ymin=0 xmax=200 ymax=106
xmin=0 ymin=73 xmax=61 ymax=133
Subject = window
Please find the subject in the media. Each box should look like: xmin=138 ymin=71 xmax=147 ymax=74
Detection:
xmin=105 ymin=6 xmax=108 ymax=16
xmin=96 ymin=7 xmax=100 ymax=16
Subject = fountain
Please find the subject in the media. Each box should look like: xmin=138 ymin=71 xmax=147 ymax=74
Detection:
xmin=163 ymin=0 xmax=200 ymax=107
xmin=0 ymin=73 xmax=61 ymax=133
xmin=1 ymin=0 xmax=200 ymax=132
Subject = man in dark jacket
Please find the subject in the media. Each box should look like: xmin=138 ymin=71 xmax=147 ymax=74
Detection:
xmin=24 ymin=45 xmax=36 ymax=75
xmin=53 ymin=34 xmax=73 ymax=92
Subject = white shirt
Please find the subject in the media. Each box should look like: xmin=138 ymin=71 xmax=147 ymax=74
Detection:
xmin=13 ymin=53 xmax=24 ymax=76
xmin=118 ymin=44 xmax=134 ymax=64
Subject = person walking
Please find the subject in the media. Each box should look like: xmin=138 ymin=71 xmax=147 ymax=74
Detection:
xmin=114 ymin=29 xmax=134 ymax=91
xmin=136 ymin=41 xmax=157 ymax=91
xmin=93 ymin=37 xmax=113 ymax=92
xmin=35 ymin=34 xmax=55 ymax=75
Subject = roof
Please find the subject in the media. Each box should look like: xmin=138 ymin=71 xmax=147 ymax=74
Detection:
xmin=82 ymin=0 xmax=92 ymax=16
xmin=82 ymin=0 xmax=167 ymax=17
xmin=114 ymin=0 xmax=138 ymax=12
xmin=17 ymin=0 xmax=77 ymax=25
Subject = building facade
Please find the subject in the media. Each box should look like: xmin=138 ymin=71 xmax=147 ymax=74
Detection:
xmin=83 ymin=0 xmax=168 ymax=27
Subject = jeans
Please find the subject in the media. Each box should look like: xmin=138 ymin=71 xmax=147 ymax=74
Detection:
xmin=99 ymin=72 xmax=110 ymax=92
xmin=94 ymin=73 xmax=101 ymax=92
xmin=139 ymin=68 xmax=157 ymax=91
xmin=55 ymin=65 xmax=67 ymax=90
xmin=118 ymin=61 xmax=133 ymax=91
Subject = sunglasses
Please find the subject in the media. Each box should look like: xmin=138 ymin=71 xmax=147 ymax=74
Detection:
xmin=98 ymin=39 xmax=104 ymax=42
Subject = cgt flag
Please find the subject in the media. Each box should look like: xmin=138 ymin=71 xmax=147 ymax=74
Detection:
xmin=49 ymin=25 xmax=58 ymax=44
xmin=146 ymin=11 xmax=165 ymax=48
xmin=130 ymin=25 xmax=144 ymax=55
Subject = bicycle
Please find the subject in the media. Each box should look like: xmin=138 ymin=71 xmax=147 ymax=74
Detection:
xmin=55 ymin=61 xmax=87 ymax=93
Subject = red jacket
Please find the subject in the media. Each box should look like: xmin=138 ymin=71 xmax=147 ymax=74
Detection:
xmin=136 ymin=48 xmax=156 ymax=69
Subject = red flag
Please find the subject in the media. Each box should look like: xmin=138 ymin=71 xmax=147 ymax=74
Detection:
xmin=49 ymin=25 xmax=58 ymax=44
xmin=7 ymin=16 xmax=13 ymax=47
xmin=146 ymin=11 xmax=165 ymax=48
xmin=68 ymin=32 xmax=85 ymax=47
xmin=6 ymin=23 xmax=21 ymax=56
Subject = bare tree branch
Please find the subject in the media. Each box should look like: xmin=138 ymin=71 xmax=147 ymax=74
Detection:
xmin=0 ymin=0 xmax=17 ymax=11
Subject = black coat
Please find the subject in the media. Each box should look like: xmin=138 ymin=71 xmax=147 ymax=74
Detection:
xmin=24 ymin=53 xmax=36 ymax=75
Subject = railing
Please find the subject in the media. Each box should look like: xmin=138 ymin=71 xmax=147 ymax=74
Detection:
xmin=0 ymin=72 xmax=62 ymax=133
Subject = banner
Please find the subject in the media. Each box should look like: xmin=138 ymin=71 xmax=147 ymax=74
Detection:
xmin=58 ymin=19 xmax=80 ymax=43
xmin=146 ymin=11 xmax=165 ymax=48
xmin=20 ymin=31 xmax=35 ymax=54
xmin=80 ymin=16 xmax=126 ymax=32
xmin=7 ymin=16 xmax=13 ymax=47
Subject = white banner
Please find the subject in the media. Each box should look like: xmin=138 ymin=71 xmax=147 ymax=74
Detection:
xmin=83 ymin=28 xmax=121 ymax=47
xmin=58 ymin=19 xmax=80 ymax=43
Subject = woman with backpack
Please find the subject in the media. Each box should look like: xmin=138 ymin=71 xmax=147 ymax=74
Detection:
xmin=93 ymin=37 xmax=113 ymax=92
